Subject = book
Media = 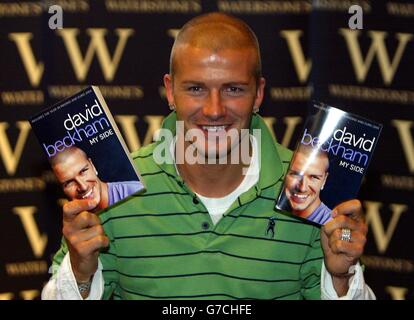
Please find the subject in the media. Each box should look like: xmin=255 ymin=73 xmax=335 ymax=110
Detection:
xmin=29 ymin=86 xmax=145 ymax=213
xmin=276 ymin=102 xmax=382 ymax=226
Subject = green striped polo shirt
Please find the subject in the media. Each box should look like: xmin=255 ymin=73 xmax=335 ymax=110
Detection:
xmin=52 ymin=112 xmax=323 ymax=300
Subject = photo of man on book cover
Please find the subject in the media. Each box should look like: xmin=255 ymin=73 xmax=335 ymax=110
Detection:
xmin=50 ymin=146 xmax=143 ymax=213
xmin=30 ymin=86 xmax=145 ymax=213
xmin=276 ymin=102 xmax=382 ymax=226
xmin=283 ymin=144 xmax=332 ymax=225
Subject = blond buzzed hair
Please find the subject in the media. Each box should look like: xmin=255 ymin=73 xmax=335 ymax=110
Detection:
xmin=169 ymin=12 xmax=262 ymax=81
xmin=295 ymin=144 xmax=330 ymax=173
xmin=49 ymin=146 xmax=88 ymax=168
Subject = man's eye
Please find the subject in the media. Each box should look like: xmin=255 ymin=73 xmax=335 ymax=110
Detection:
xmin=224 ymin=87 xmax=244 ymax=95
xmin=188 ymin=86 xmax=203 ymax=92
xmin=63 ymin=181 xmax=73 ymax=189
xmin=288 ymin=171 xmax=301 ymax=177
xmin=227 ymin=87 xmax=243 ymax=92
xmin=80 ymin=167 xmax=89 ymax=175
xmin=311 ymin=176 xmax=321 ymax=180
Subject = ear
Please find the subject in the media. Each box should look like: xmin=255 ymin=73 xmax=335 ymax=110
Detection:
xmin=253 ymin=77 xmax=266 ymax=113
xmin=321 ymin=172 xmax=329 ymax=190
xmin=89 ymin=158 xmax=98 ymax=176
xmin=163 ymin=74 xmax=175 ymax=109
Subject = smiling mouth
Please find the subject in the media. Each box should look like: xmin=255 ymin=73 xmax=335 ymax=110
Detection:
xmin=200 ymin=125 xmax=229 ymax=132
xmin=294 ymin=193 xmax=308 ymax=199
xmin=81 ymin=187 xmax=94 ymax=199
xmin=290 ymin=193 xmax=309 ymax=203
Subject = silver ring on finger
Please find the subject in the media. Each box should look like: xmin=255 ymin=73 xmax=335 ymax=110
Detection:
xmin=340 ymin=228 xmax=351 ymax=242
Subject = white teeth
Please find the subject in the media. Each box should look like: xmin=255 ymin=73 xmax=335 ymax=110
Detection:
xmin=82 ymin=188 xmax=93 ymax=199
xmin=294 ymin=193 xmax=308 ymax=199
xmin=202 ymin=125 xmax=227 ymax=132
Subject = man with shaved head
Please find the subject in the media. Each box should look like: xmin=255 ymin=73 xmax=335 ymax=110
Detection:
xmin=43 ymin=13 xmax=374 ymax=300
xmin=50 ymin=146 xmax=143 ymax=211
xmin=283 ymin=145 xmax=332 ymax=225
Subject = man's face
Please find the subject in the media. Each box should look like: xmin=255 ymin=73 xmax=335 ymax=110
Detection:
xmin=285 ymin=151 xmax=329 ymax=217
xmin=52 ymin=150 xmax=102 ymax=205
xmin=164 ymin=45 xmax=265 ymax=160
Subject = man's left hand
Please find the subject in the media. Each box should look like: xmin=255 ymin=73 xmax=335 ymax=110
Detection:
xmin=321 ymin=199 xmax=368 ymax=295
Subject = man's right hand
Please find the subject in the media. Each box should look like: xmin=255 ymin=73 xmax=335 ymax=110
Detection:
xmin=62 ymin=199 xmax=109 ymax=283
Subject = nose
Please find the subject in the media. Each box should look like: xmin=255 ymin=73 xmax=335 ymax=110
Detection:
xmin=75 ymin=178 xmax=88 ymax=193
xmin=297 ymin=176 xmax=308 ymax=192
xmin=202 ymin=89 xmax=226 ymax=120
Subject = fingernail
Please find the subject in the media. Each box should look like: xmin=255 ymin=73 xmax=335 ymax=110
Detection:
xmin=331 ymin=210 xmax=337 ymax=218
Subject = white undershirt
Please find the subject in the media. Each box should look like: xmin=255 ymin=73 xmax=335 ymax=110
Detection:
xmin=171 ymin=135 xmax=259 ymax=225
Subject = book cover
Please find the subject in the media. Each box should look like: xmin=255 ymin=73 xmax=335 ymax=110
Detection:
xmin=276 ymin=102 xmax=382 ymax=226
xmin=30 ymin=86 xmax=145 ymax=213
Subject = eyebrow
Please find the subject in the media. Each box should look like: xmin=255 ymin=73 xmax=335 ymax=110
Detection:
xmin=180 ymin=81 xmax=204 ymax=85
xmin=288 ymin=170 xmax=324 ymax=177
xmin=180 ymin=81 xmax=250 ymax=85
xmin=62 ymin=164 xmax=89 ymax=186
xmin=223 ymin=82 xmax=250 ymax=86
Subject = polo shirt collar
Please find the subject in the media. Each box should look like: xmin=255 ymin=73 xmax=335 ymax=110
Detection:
xmin=156 ymin=112 xmax=284 ymax=191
